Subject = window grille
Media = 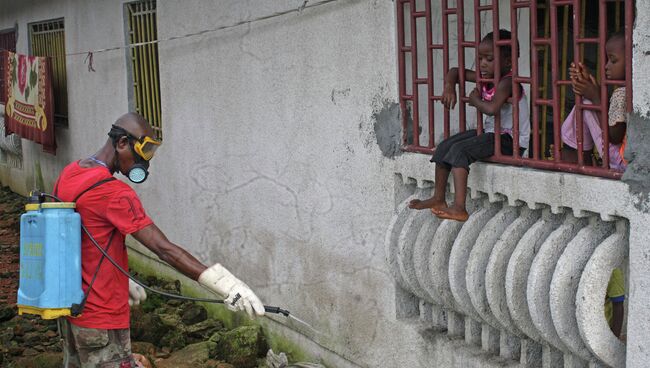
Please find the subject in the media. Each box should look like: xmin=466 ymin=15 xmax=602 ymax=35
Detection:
xmin=0 ymin=29 xmax=16 ymax=104
xmin=127 ymin=0 xmax=162 ymax=140
xmin=397 ymin=0 xmax=633 ymax=179
xmin=30 ymin=19 xmax=67 ymax=122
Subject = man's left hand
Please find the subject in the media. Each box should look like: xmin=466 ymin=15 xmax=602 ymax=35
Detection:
xmin=128 ymin=279 xmax=147 ymax=306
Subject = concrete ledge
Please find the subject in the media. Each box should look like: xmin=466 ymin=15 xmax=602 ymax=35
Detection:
xmin=388 ymin=156 xmax=639 ymax=367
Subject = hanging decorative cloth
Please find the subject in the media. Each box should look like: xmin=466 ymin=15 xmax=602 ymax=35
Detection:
xmin=2 ymin=51 xmax=56 ymax=154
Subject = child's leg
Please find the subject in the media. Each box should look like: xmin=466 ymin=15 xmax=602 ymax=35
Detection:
xmin=409 ymin=130 xmax=478 ymax=210
xmin=433 ymin=132 xmax=494 ymax=221
xmin=560 ymin=146 xmax=593 ymax=165
xmin=560 ymin=105 xmax=596 ymax=163
xmin=435 ymin=167 xmax=470 ymax=221
xmin=409 ymin=164 xmax=450 ymax=210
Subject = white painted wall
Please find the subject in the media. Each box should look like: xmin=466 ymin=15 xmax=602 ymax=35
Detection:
xmin=150 ymin=1 xmax=429 ymax=366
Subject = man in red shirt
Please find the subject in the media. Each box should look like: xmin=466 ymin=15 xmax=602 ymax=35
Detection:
xmin=53 ymin=113 xmax=264 ymax=367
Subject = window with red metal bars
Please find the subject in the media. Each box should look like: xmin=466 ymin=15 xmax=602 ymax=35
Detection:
xmin=397 ymin=0 xmax=633 ymax=179
xmin=0 ymin=29 xmax=17 ymax=105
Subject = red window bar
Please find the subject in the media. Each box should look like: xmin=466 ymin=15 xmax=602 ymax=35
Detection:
xmin=0 ymin=29 xmax=17 ymax=104
xmin=397 ymin=0 xmax=633 ymax=179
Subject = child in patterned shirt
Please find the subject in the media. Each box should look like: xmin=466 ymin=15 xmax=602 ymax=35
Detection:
xmin=560 ymin=32 xmax=627 ymax=171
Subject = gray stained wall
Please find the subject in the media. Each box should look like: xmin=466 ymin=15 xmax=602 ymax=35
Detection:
xmin=2 ymin=0 xmax=650 ymax=367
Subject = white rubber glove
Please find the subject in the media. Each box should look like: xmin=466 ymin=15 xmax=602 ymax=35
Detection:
xmin=128 ymin=279 xmax=147 ymax=307
xmin=198 ymin=263 xmax=265 ymax=318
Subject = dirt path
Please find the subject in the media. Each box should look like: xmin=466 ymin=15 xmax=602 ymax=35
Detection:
xmin=0 ymin=186 xmax=22 ymax=305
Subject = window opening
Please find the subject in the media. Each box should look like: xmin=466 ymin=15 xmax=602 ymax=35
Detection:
xmin=126 ymin=0 xmax=162 ymax=140
xmin=30 ymin=19 xmax=67 ymax=124
xmin=397 ymin=0 xmax=633 ymax=179
xmin=0 ymin=28 xmax=17 ymax=104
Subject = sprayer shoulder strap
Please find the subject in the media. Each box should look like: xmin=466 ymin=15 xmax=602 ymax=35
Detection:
xmin=71 ymin=228 xmax=115 ymax=317
xmin=73 ymin=177 xmax=117 ymax=203
xmin=67 ymin=176 xmax=117 ymax=317
xmin=52 ymin=175 xmax=116 ymax=201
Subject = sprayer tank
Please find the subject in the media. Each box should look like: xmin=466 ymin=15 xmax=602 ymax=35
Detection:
xmin=18 ymin=202 xmax=84 ymax=319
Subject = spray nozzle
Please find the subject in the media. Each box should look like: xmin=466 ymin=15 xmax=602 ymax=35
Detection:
xmin=264 ymin=306 xmax=290 ymax=317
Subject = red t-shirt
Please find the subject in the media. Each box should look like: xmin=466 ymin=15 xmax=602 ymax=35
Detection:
xmin=54 ymin=161 xmax=153 ymax=329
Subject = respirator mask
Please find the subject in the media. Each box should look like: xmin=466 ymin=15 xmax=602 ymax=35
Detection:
xmin=108 ymin=125 xmax=161 ymax=184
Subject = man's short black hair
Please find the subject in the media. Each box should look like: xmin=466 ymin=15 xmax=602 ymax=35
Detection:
xmin=482 ymin=29 xmax=519 ymax=60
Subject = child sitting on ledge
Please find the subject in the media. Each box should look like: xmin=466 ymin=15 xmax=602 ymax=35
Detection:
xmin=409 ymin=29 xmax=530 ymax=222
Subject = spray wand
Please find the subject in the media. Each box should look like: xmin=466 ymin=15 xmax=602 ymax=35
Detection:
xmin=36 ymin=192 xmax=291 ymax=318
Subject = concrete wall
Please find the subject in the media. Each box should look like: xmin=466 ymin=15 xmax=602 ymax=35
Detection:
xmin=149 ymin=1 xmax=426 ymax=366
xmin=2 ymin=0 xmax=650 ymax=367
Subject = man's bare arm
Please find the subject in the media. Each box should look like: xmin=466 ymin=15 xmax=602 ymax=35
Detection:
xmin=131 ymin=223 xmax=207 ymax=281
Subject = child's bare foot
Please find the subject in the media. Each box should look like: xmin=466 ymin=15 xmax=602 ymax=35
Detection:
xmin=408 ymin=197 xmax=447 ymax=211
xmin=434 ymin=205 xmax=469 ymax=222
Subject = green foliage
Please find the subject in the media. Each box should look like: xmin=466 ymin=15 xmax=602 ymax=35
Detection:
xmin=140 ymin=288 xmax=166 ymax=313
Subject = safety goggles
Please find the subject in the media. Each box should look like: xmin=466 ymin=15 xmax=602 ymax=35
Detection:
xmin=111 ymin=124 xmax=161 ymax=161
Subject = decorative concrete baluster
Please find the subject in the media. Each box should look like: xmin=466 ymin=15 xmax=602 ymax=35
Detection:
xmin=412 ymin=213 xmax=444 ymax=304
xmin=449 ymin=197 xmax=501 ymax=320
xmin=527 ymin=213 xmax=588 ymax=352
xmin=385 ymin=192 xmax=420 ymax=290
xmin=385 ymin=190 xmax=425 ymax=318
xmin=398 ymin=207 xmax=436 ymax=300
xmin=562 ymin=354 xmax=589 ymax=368
xmin=506 ymin=208 xmax=564 ymax=343
xmin=466 ymin=317 xmax=482 ymax=346
xmin=575 ymin=221 xmax=627 ymax=368
xmin=588 ymin=361 xmax=609 ymax=368
xmin=486 ymin=206 xmax=541 ymax=337
xmin=448 ymin=310 xmax=465 ymax=339
xmin=500 ymin=332 xmax=522 ymax=362
xmin=420 ymin=300 xmax=448 ymax=330
xmin=415 ymin=197 xmax=481 ymax=312
xmin=542 ymin=344 xmax=564 ymax=368
xmin=423 ymin=216 xmax=466 ymax=311
xmin=467 ymin=204 xmax=520 ymax=330
xmin=422 ymin=302 xmax=448 ymax=331
xmin=482 ymin=323 xmax=500 ymax=355
xmin=411 ymin=205 xmax=450 ymax=329
xmin=520 ymin=339 xmax=543 ymax=368
xmin=550 ymin=217 xmax=614 ymax=363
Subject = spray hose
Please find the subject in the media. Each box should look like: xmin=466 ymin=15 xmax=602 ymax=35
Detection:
xmin=36 ymin=192 xmax=291 ymax=318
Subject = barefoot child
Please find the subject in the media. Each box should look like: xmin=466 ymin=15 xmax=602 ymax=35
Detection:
xmin=409 ymin=29 xmax=530 ymax=221
xmin=560 ymin=32 xmax=627 ymax=171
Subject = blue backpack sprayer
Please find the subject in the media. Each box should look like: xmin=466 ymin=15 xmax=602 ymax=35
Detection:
xmin=17 ymin=186 xmax=290 ymax=319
